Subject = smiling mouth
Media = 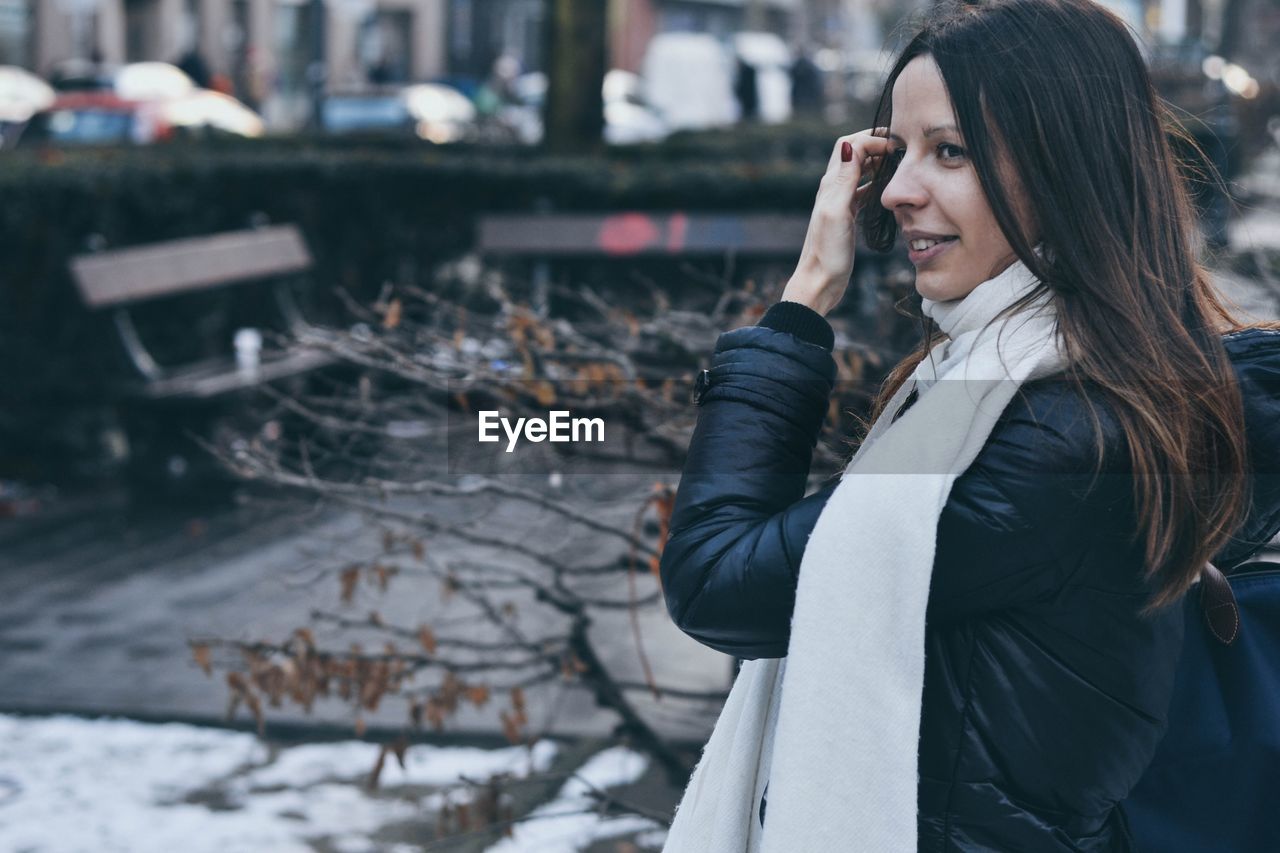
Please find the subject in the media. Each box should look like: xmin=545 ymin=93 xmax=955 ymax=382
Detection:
xmin=908 ymin=236 xmax=957 ymax=251
xmin=907 ymin=236 xmax=958 ymax=265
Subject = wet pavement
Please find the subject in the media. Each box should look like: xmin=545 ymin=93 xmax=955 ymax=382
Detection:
xmin=0 ymin=483 xmax=730 ymax=743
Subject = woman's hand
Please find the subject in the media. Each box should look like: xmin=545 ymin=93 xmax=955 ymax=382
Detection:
xmin=781 ymin=128 xmax=892 ymax=316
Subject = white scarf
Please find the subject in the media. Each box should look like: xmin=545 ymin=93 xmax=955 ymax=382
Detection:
xmin=663 ymin=258 xmax=1067 ymax=852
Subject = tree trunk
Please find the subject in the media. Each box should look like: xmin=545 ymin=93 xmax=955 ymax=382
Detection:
xmin=543 ymin=0 xmax=607 ymax=154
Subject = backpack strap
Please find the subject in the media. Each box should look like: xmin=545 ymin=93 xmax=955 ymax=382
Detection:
xmin=1200 ymin=562 xmax=1240 ymax=645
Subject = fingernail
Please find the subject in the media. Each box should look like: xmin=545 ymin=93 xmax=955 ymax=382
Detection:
xmin=841 ymin=141 xmax=853 ymax=162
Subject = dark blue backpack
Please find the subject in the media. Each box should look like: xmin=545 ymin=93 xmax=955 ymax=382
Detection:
xmin=1122 ymin=560 xmax=1280 ymax=851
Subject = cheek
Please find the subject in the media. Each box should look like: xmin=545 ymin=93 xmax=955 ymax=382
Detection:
xmin=956 ymin=179 xmax=998 ymax=236
xmin=948 ymin=189 xmax=1009 ymax=261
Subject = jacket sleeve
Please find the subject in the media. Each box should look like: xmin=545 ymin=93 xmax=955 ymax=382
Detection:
xmin=661 ymin=315 xmax=1129 ymax=658
xmin=659 ymin=317 xmax=838 ymax=659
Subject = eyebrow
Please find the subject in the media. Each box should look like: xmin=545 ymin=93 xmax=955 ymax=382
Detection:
xmin=887 ymin=124 xmax=959 ymax=143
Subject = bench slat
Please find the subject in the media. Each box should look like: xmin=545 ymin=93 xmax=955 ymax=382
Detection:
xmin=477 ymin=213 xmax=809 ymax=257
xmin=138 ymin=348 xmax=336 ymax=400
xmin=71 ymin=226 xmax=312 ymax=309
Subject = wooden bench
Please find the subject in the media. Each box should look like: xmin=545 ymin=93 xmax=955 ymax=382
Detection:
xmin=477 ymin=212 xmax=811 ymax=258
xmin=69 ymin=225 xmax=334 ymax=400
xmin=475 ymin=211 xmax=896 ymax=318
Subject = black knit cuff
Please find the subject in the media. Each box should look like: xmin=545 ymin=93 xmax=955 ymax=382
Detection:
xmin=758 ymin=301 xmax=835 ymax=351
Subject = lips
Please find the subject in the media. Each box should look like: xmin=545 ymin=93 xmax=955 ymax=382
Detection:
xmin=906 ymin=236 xmax=958 ymax=265
xmin=907 ymin=236 xmax=957 ymax=251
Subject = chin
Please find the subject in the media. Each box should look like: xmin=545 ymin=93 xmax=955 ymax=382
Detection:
xmin=915 ymin=277 xmax=955 ymax=302
xmin=915 ymin=273 xmax=977 ymax=303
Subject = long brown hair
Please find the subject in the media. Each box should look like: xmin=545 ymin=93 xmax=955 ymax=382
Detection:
xmin=860 ymin=0 xmax=1275 ymax=612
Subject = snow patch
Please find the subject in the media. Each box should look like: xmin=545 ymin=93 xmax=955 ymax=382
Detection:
xmin=0 ymin=714 xmax=559 ymax=852
xmin=485 ymin=745 xmax=662 ymax=852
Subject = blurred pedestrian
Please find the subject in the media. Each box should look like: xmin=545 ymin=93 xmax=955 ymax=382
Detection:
xmin=475 ymin=54 xmax=521 ymax=116
xmin=733 ymin=57 xmax=759 ymax=123
xmin=176 ymin=48 xmax=212 ymax=89
xmin=789 ymin=50 xmax=823 ymax=117
xmin=660 ymin=0 xmax=1280 ymax=850
xmin=367 ymin=57 xmax=394 ymax=86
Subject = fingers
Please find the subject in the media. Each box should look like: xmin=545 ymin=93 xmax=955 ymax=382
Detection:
xmin=826 ymin=127 xmax=892 ymax=176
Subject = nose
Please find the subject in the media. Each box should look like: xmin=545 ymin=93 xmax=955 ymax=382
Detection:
xmin=880 ymin=155 xmax=928 ymax=213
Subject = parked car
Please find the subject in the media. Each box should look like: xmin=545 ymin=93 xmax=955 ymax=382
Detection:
xmin=17 ymin=88 xmax=263 ymax=147
xmin=0 ymin=66 xmax=56 ymax=147
xmin=601 ymin=69 xmax=668 ymax=144
xmin=321 ymin=83 xmax=476 ymax=143
xmin=112 ymin=61 xmax=197 ymax=100
xmin=16 ymin=61 xmax=262 ymax=147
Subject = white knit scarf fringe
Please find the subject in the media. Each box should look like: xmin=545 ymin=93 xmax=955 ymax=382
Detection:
xmin=663 ymin=258 xmax=1067 ymax=852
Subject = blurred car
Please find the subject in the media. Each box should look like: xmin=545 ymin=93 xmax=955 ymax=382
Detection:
xmin=321 ymin=83 xmax=476 ymax=143
xmin=45 ymin=57 xmax=114 ymax=92
xmin=601 ymin=70 xmax=668 ymax=144
xmin=17 ymin=88 xmax=263 ymax=147
xmin=641 ymin=33 xmax=737 ymax=132
xmin=16 ymin=60 xmax=262 ymax=147
xmin=0 ymin=65 xmax=56 ymax=147
xmin=499 ymin=69 xmax=668 ymax=146
xmin=160 ymin=90 xmax=265 ymax=138
xmin=113 ymin=61 xmax=198 ymax=100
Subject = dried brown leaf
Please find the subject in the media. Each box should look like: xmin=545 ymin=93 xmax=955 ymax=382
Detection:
xmin=417 ymin=626 xmax=437 ymax=655
xmin=499 ymin=710 xmax=521 ymax=744
xmin=339 ymin=565 xmax=360 ymax=604
xmin=191 ymin=643 xmax=212 ymax=676
xmin=426 ymin=698 xmax=445 ymax=731
xmin=382 ymin=298 xmax=402 ymax=330
xmin=532 ymin=380 xmax=557 ymax=407
xmin=466 ymin=684 xmax=491 ymax=708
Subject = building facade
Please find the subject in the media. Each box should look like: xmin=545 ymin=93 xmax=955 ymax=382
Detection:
xmin=6 ymin=1 xmax=1270 ymax=131
xmin=7 ymin=0 xmax=447 ymax=127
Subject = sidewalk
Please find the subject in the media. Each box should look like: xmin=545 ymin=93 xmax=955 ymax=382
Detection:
xmin=0 ymin=484 xmax=728 ymax=743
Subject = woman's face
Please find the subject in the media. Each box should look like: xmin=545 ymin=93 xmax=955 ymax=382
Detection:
xmin=881 ymin=55 xmax=1024 ymax=302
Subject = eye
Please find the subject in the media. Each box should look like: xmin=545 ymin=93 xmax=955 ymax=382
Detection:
xmin=938 ymin=143 xmax=966 ymax=162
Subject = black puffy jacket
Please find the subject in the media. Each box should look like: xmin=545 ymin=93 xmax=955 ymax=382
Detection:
xmin=660 ymin=303 xmax=1280 ymax=852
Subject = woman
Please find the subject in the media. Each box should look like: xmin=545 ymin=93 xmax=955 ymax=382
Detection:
xmin=659 ymin=1 xmax=1280 ymax=851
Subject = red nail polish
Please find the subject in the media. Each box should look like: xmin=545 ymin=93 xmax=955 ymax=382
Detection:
xmin=841 ymin=141 xmax=853 ymax=162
